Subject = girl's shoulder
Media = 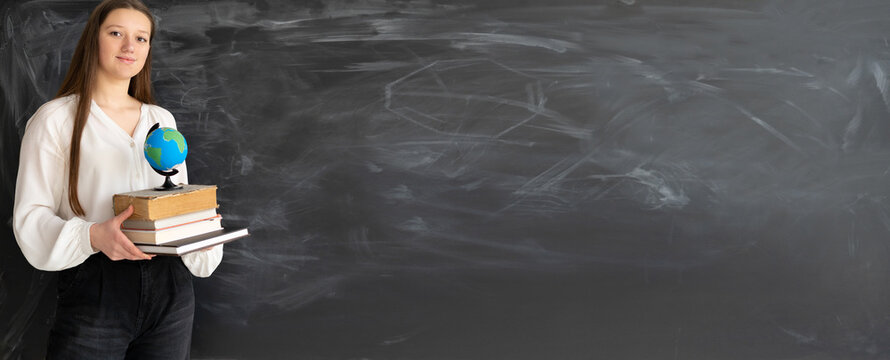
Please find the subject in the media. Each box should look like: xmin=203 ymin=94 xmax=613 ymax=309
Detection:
xmin=33 ymin=95 xmax=77 ymax=120
xmin=141 ymin=103 xmax=178 ymax=128
xmin=26 ymin=94 xmax=78 ymax=132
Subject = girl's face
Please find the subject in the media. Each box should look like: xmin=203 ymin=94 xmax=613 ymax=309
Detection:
xmin=96 ymin=8 xmax=152 ymax=82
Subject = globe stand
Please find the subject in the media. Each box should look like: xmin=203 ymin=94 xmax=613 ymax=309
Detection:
xmin=154 ymin=168 xmax=182 ymax=191
xmin=147 ymin=123 xmax=184 ymax=191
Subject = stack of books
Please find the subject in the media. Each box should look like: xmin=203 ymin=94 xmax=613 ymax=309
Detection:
xmin=113 ymin=184 xmax=248 ymax=255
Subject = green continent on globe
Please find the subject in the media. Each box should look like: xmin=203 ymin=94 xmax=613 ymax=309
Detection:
xmin=163 ymin=129 xmax=186 ymax=152
xmin=146 ymin=147 xmax=163 ymax=167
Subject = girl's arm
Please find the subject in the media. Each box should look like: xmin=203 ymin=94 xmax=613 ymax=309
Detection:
xmin=13 ymin=103 xmax=97 ymax=271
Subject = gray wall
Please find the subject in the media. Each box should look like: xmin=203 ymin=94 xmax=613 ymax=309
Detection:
xmin=3 ymin=0 xmax=890 ymax=358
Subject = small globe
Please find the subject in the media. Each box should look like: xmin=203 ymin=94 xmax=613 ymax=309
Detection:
xmin=144 ymin=127 xmax=188 ymax=172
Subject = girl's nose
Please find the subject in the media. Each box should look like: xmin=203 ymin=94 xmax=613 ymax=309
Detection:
xmin=121 ymin=38 xmax=134 ymax=52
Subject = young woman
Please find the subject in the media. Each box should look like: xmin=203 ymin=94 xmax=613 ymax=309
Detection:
xmin=12 ymin=0 xmax=222 ymax=357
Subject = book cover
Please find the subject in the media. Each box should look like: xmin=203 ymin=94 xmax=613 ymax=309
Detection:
xmin=136 ymin=227 xmax=249 ymax=256
xmin=122 ymin=208 xmax=219 ymax=230
xmin=123 ymin=216 xmax=222 ymax=245
xmin=113 ymin=184 xmax=217 ymax=221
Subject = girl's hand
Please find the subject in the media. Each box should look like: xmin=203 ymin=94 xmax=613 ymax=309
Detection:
xmin=89 ymin=205 xmax=153 ymax=261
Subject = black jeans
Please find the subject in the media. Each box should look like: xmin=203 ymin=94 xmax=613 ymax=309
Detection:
xmin=47 ymin=254 xmax=195 ymax=359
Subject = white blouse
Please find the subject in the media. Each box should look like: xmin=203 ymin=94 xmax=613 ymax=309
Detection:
xmin=13 ymin=94 xmax=223 ymax=277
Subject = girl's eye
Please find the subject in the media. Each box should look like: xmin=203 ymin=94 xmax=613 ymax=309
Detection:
xmin=137 ymin=37 xmax=148 ymax=43
xmin=110 ymin=31 xmax=121 ymax=36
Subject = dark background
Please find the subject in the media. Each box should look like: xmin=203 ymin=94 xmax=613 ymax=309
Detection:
xmin=3 ymin=0 xmax=890 ymax=359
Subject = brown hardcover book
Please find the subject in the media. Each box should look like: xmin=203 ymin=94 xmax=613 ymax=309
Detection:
xmin=113 ymin=184 xmax=218 ymax=221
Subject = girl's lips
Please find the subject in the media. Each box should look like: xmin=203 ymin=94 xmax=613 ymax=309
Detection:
xmin=116 ymin=56 xmax=135 ymax=64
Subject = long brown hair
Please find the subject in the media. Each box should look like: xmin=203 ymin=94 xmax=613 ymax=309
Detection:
xmin=56 ymin=0 xmax=156 ymax=216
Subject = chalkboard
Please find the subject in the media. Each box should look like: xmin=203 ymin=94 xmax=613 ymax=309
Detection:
xmin=4 ymin=0 xmax=890 ymax=358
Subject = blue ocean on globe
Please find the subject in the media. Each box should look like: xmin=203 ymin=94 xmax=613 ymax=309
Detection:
xmin=144 ymin=127 xmax=188 ymax=172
